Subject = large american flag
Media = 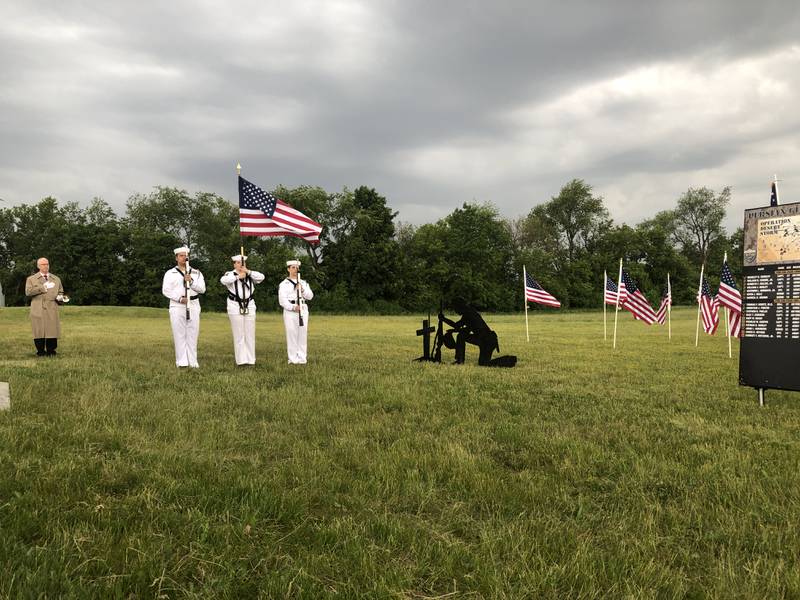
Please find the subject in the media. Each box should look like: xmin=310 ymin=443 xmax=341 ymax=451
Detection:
xmin=717 ymin=259 xmax=741 ymax=337
xmin=604 ymin=274 xmax=626 ymax=306
xmin=238 ymin=176 xmax=323 ymax=244
xmin=620 ymin=270 xmax=657 ymax=324
xmin=524 ymin=272 xmax=561 ymax=308
xmin=698 ymin=276 xmax=719 ymax=335
xmin=655 ymin=282 xmax=671 ymax=325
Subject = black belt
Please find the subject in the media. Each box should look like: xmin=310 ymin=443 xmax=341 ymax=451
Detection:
xmin=188 ymin=295 xmax=199 ymax=300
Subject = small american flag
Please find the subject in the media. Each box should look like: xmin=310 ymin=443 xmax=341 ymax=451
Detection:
xmin=620 ymin=270 xmax=657 ymax=324
xmin=239 ymin=176 xmax=323 ymax=244
xmin=604 ymin=274 xmax=626 ymax=306
xmin=525 ymin=272 xmax=561 ymax=308
xmin=717 ymin=259 xmax=741 ymax=337
xmin=655 ymin=283 xmax=671 ymax=325
xmin=698 ymin=276 xmax=719 ymax=335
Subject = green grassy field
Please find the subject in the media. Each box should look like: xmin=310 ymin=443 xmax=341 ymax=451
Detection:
xmin=1 ymin=306 xmax=799 ymax=598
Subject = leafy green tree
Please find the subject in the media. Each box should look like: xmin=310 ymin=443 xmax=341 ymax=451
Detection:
xmin=321 ymin=186 xmax=401 ymax=310
xmin=58 ymin=198 xmax=131 ymax=305
xmin=404 ymin=202 xmax=516 ymax=311
xmin=543 ymin=179 xmax=611 ymax=262
xmin=516 ymin=179 xmax=611 ymax=307
xmin=125 ymin=187 xmax=242 ymax=309
xmin=672 ymin=186 xmax=731 ymax=265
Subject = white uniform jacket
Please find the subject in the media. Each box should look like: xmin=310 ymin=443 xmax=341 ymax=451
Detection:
xmin=162 ymin=267 xmax=206 ymax=306
xmin=278 ymin=277 xmax=313 ymax=312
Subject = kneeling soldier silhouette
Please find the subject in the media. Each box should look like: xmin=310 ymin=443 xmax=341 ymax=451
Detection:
xmin=438 ymin=297 xmax=500 ymax=366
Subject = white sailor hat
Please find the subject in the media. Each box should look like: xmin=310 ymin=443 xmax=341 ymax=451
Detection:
xmin=231 ymin=254 xmax=247 ymax=262
xmin=286 ymin=259 xmax=301 ymax=267
xmin=174 ymin=246 xmax=190 ymax=255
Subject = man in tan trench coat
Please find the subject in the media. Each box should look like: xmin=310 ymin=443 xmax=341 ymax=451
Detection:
xmin=25 ymin=257 xmax=65 ymax=356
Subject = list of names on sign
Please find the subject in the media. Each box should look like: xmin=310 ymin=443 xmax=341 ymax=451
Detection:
xmin=743 ymin=267 xmax=800 ymax=340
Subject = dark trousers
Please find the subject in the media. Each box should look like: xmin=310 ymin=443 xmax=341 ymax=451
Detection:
xmin=34 ymin=338 xmax=58 ymax=356
xmin=454 ymin=330 xmax=498 ymax=366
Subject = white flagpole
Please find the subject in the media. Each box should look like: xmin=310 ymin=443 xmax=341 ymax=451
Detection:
xmin=613 ymin=258 xmax=623 ymax=349
xmin=523 ymin=266 xmax=530 ymax=343
xmin=725 ymin=307 xmax=732 ymax=357
xmin=723 ymin=252 xmax=732 ymax=358
xmin=667 ymin=272 xmax=672 ymax=341
xmin=603 ymin=270 xmax=607 ymax=341
xmin=695 ymin=263 xmax=705 ymax=347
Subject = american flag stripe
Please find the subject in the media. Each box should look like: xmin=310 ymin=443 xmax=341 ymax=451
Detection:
xmin=655 ymin=284 xmax=671 ymax=325
xmin=525 ymin=272 xmax=561 ymax=308
xmin=728 ymin=308 xmax=741 ymax=337
xmin=604 ymin=276 xmax=626 ymax=306
xmin=620 ymin=270 xmax=657 ymax=324
xmin=526 ymin=289 xmax=561 ymax=307
xmin=700 ymin=297 xmax=719 ymax=334
xmin=624 ymin=290 xmax=657 ymax=324
xmin=717 ymin=286 xmax=741 ymax=311
xmin=240 ymin=206 xmax=322 ymax=242
xmin=699 ymin=277 xmax=719 ymax=334
xmin=655 ymin=297 xmax=669 ymax=325
xmin=716 ymin=259 xmax=741 ymax=337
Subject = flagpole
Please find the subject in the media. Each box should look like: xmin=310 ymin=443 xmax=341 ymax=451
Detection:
xmin=603 ymin=270 xmax=607 ymax=341
xmin=523 ymin=266 xmax=530 ymax=343
xmin=237 ymin=162 xmax=244 ymax=260
xmin=695 ymin=263 xmax=704 ymax=347
xmin=667 ymin=272 xmax=672 ymax=341
xmin=613 ymin=258 xmax=622 ymax=349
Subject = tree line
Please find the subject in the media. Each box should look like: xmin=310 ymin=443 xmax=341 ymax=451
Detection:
xmin=0 ymin=180 xmax=741 ymax=313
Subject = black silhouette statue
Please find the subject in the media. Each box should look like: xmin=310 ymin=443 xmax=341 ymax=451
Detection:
xmin=416 ymin=298 xmax=516 ymax=367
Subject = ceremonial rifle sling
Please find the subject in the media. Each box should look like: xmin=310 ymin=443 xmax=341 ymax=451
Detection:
xmin=228 ymin=274 xmax=254 ymax=315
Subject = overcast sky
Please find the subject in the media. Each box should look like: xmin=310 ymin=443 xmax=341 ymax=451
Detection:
xmin=1 ymin=1 xmax=798 ymax=231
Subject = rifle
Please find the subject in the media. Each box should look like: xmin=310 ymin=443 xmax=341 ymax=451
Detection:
xmin=296 ymin=268 xmax=305 ymax=327
xmin=432 ymin=299 xmax=444 ymax=362
xmin=184 ymin=258 xmax=192 ymax=320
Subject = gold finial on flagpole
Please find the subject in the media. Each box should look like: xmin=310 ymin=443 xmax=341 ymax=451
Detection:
xmin=236 ymin=163 xmax=242 ymax=175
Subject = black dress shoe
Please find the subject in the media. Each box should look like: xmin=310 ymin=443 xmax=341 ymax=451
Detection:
xmin=46 ymin=351 xmax=57 ymax=356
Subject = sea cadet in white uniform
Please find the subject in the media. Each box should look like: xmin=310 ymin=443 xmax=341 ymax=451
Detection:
xmin=220 ymin=254 xmax=265 ymax=366
xmin=162 ymin=246 xmax=206 ymax=368
xmin=278 ymin=259 xmax=313 ymax=364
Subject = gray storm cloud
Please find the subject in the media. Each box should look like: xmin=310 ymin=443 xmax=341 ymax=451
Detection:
xmin=1 ymin=0 xmax=799 ymax=230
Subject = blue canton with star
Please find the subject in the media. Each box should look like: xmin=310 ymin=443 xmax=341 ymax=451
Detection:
xmin=720 ymin=262 xmax=738 ymax=289
xmin=621 ymin=270 xmax=640 ymax=294
xmin=239 ymin=177 xmax=277 ymax=217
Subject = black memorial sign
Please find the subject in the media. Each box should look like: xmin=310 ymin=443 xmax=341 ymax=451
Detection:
xmin=740 ymin=201 xmax=800 ymax=390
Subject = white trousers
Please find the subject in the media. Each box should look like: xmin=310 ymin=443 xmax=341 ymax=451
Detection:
xmin=169 ymin=303 xmax=201 ymax=367
xmin=227 ymin=300 xmax=257 ymax=365
xmin=283 ymin=308 xmax=309 ymax=364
